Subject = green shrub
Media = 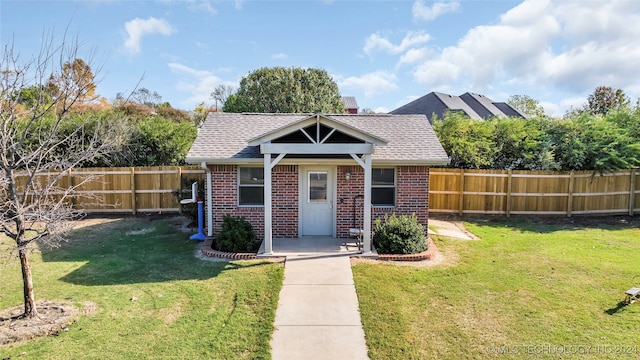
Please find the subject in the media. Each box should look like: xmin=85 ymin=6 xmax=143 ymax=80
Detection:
xmin=215 ymin=215 xmax=260 ymax=252
xmin=373 ymin=213 xmax=428 ymax=254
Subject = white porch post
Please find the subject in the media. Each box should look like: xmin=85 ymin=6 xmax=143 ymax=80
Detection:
xmin=263 ymin=154 xmax=273 ymax=254
xmin=362 ymin=154 xmax=373 ymax=254
xmin=203 ymin=163 xmax=213 ymax=237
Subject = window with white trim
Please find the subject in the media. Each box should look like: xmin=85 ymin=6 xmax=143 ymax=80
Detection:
xmin=238 ymin=167 xmax=264 ymax=206
xmin=372 ymin=168 xmax=395 ymax=206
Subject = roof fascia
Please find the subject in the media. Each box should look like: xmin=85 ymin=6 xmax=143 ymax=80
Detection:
xmin=187 ymin=157 xmax=451 ymax=167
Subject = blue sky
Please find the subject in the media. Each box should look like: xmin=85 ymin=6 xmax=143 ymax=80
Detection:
xmin=2 ymin=0 xmax=639 ymax=116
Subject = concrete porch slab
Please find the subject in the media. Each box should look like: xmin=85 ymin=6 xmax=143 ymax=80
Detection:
xmin=257 ymin=236 xmax=377 ymax=257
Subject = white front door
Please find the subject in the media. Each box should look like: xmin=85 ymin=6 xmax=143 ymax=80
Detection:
xmin=301 ymin=167 xmax=334 ymax=236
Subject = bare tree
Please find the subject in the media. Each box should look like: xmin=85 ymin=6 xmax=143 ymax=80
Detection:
xmin=1 ymin=32 xmax=129 ymax=318
xmin=131 ymin=87 xmax=162 ymax=107
xmin=209 ymin=84 xmax=234 ymax=111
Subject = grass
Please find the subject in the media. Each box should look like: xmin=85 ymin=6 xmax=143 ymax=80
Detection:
xmin=353 ymin=217 xmax=640 ymax=359
xmin=0 ymin=216 xmax=283 ymax=359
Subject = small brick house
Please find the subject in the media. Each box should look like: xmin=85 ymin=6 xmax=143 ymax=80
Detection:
xmin=185 ymin=113 xmax=448 ymax=254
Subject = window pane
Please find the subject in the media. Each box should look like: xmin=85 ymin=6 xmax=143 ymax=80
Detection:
xmin=372 ymin=168 xmax=394 ymax=186
xmin=239 ymin=187 xmax=264 ymax=205
xmin=239 ymin=167 xmax=264 ymax=185
xmin=372 ymin=187 xmax=394 ymax=206
xmin=309 ymin=172 xmax=327 ymax=202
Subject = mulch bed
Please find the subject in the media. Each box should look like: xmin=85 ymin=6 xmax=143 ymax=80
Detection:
xmin=0 ymin=301 xmax=79 ymax=347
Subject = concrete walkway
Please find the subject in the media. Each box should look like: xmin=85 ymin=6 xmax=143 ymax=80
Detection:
xmin=270 ymin=245 xmax=369 ymax=359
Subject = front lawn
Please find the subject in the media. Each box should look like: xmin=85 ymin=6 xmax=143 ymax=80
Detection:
xmin=0 ymin=216 xmax=283 ymax=359
xmin=353 ymin=217 xmax=640 ymax=359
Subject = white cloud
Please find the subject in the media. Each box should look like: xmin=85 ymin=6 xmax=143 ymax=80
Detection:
xmin=168 ymin=62 xmax=236 ymax=107
xmin=234 ymin=0 xmax=243 ymax=10
xmin=412 ymin=0 xmax=459 ymax=21
xmin=189 ymin=1 xmax=217 ymax=15
xmin=364 ymin=31 xmax=431 ymax=56
xmin=410 ymin=0 xmax=640 ymax=114
xmin=123 ymin=17 xmax=175 ymax=54
xmin=541 ymin=96 xmax=585 ymax=117
xmin=272 ymin=53 xmax=288 ymax=60
xmin=397 ymin=47 xmax=431 ymax=67
xmin=335 ymin=71 xmax=397 ymax=98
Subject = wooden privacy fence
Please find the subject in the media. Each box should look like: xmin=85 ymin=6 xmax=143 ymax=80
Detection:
xmin=13 ymin=166 xmax=205 ymax=214
xmin=12 ymin=166 xmax=640 ymax=217
xmin=429 ymin=168 xmax=640 ymax=216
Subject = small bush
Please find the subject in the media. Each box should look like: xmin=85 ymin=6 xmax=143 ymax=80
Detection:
xmin=215 ymin=215 xmax=260 ymax=252
xmin=373 ymin=213 xmax=428 ymax=254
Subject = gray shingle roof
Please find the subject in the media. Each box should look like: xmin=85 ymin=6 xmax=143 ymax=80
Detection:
xmin=342 ymin=96 xmax=358 ymax=110
xmin=434 ymin=92 xmax=482 ymax=119
xmin=390 ymin=91 xmax=527 ymax=121
xmin=186 ymin=113 xmax=449 ymax=165
xmin=493 ymin=102 xmax=528 ymax=118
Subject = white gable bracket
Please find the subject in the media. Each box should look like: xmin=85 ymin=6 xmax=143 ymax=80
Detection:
xmin=271 ymin=153 xmax=286 ymax=169
xmin=350 ymin=153 xmax=365 ymax=168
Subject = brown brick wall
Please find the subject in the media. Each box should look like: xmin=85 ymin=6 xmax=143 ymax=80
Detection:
xmin=208 ymin=164 xmax=299 ymax=239
xmin=207 ymin=164 xmax=429 ymax=240
xmin=336 ymin=165 xmax=430 ymax=238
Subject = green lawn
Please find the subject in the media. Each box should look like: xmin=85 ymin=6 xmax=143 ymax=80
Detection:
xmin=0 ymin=217 xmax=283 ymax=359
xmin=353 ymin=217 xmax=640 ymax=360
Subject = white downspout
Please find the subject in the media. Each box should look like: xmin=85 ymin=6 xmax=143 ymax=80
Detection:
xmin=201 ymin=162 xmax=213 ymax=237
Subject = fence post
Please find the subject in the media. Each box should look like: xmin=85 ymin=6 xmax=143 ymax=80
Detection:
xmin=131 ymin=167 xmax=137 ymax=214
xmin=178 ymin=166 xmax=183 ymax=214
xmin=68 ymin=169 xmax=75 ymax=207
xmin=629 ymin=169 xmax=636 ymax=216
xmin=567 ymin=171 xmax=574 ymax=217
xmin=506 ymin=170 xmax=512 ymax=217
xmin=458 ymin=169 xmax=464 ymax=216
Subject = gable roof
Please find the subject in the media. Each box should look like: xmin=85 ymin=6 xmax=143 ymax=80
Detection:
xmin=247 ymin=114 xmax=387 ymax=146
xmin=390 ymin=91 xmax=527 ymax=121
xmin=342 ymin=96 xmax=358 ymax=111
xmin=186 ymin=113 xmax=449 ymax=166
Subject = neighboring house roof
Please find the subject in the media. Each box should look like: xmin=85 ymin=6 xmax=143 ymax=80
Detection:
xmin=342 ymin=96 xmax=358 ymax=113
xmin=186 ymin=113 xmax=449 ymax=166
xmin=390 ymin=91 xmax=527 ymax=121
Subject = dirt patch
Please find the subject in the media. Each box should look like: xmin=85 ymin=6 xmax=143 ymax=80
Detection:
xmin=351 ymin=251 xmax=458 ymax=268
xmin=70 ymin=216 xmax=123 ymax=230
xmin=0 ymin=301 xmax=81 ymax=346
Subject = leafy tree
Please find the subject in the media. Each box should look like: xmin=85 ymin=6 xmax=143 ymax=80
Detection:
xmin=492 ymin=117 xmax=542 ymax=170
xmin=127 ymin=115 xmax=197 ymax=166
xmin=11 ymin=85 xmax=53 ymax=110
xmin=116 ymin=101 xmax=155 ymax=119
xmin=224 ymin=67 xmax=344 ymax=113
xmin=432 ymin=112 xmax=496 ymax=169
xmin=47 ymin=58 xmax=97 ymax=109
xmin=586 ymin=86 xmax=630 ymax=115
xmin=222 ymin=93 xmax=241 ymax=113
xmin=434 ymin=107 xmax=640 ymax=172
xmin=155 ymin=103 xmax=191 ymax=123
xmin=507 ymin=94 xmax=546 ymax=118
xmin=192 ymin=102 xmax=210 ymax=127
xmin=576 ymin=113 xmax=640 ymax=172
xmin=1 ymin=36 xmax=129 ymax=318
